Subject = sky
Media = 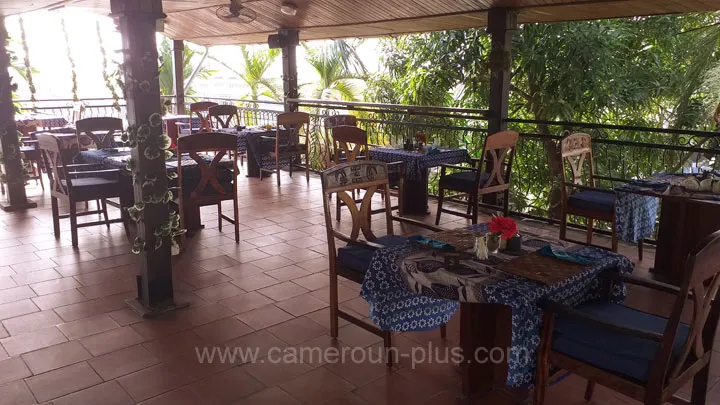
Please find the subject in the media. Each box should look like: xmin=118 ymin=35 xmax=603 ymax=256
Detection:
xmin=6 ymin=9 xmax=381 ymax=103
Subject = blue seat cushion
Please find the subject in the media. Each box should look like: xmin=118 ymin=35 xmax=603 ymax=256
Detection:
xmin=552 ymin=301 xmax=689 ymax=383
xmin=440 ymin=171 xmax=490 ymax=192
xmin=337 ymin=235 xmax=407 ymax=276
xmin=567 ymin=190 xmax=616 ymax=214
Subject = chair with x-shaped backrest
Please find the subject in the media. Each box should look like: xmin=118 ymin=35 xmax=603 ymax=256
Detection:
xmin=436 ymin=130 xmax=519 ymax=225
xmin=75 ymin=117 xmax=124 ymax=150
xmin=323 ymin=115 xmax=358 ymax=167
xmin=177 ymin=132 xmax=239 ymax=242
xmin=189 ymin=102 xmax=218 ymax=133
xmin=208 ymin=104 xmax=244 ymax=166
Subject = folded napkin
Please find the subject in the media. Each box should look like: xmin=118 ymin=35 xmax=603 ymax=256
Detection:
xmin=408 ymin=235 xmax=455 ymax=252
xmin=426 ymin=146 xmax=441 ymax=155
xmin=537 ymin=245 xmax=596 ymax=266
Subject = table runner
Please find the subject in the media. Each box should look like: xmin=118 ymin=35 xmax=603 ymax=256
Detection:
xmin=368 ymin=147 xmax=470 ymax=180
xmin=360 ymin=223 xmax=633 ymax=387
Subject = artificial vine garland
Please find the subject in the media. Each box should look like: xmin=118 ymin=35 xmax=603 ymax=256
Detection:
xmin=18 ymin=17 xmax=37 ymax=111
xmin=60 ymin=18 xmax=79 ymax=102
xmin=96 ymin=22 xmax=121 ymax=112
xmin=117 ymin=50 xmax=184 ymax=255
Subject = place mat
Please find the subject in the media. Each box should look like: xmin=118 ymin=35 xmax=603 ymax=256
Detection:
xmin=497 ymin=251 xmax=586 ymax=285
xmin=425 ymin=228 xmax=483 ymax=252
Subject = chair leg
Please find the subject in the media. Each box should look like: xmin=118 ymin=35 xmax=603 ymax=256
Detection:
xmin=559 ymin=209 xmax=568 ymax=241
xmin=466 ymin=193 xmax=473 ymax=216
xmin=101 ymin=199 xmax=110 ymax=228
xmin=586 ymin=218 xmax=594 ymax=245
xmin=637 ymin=240 xmax=643 ymax=261
xmin=611 ymin=219 xmax=619 ymax=253
xmin=383 ymin=331 xmax=393 ymax=367
xmin=218 ymin=202 xmax=223 ymax=232
xmin=440 ymin=323 xmax=447 ymax=339
xmin=471 ymin=192 xmax=479 ymax=225
xmin=233 ymin=197 xmax=240 ymax=243
xmin=36 ymin=161 xmax=44 ymax=190
xmin=690 ymin=364 xmax=710 ymax=405
xmin=329 ymin=266 xmax=339 ymax=339
xmin=51 ymin=196 xmax=60 ymax=239
xmin=70 ymin=201 xmax=79 ymax=248
xmin=336 ymin=193 xmax=342 ymax=221
xmin=534 ymin=312 xmax=554 ymax=405
xmin=276 ymin=158 xmax=281 ymax=186
xmin=503 ymin=190 xmax=510 ymax=216
xmin=584 ymin=381 xmax=595 ymax=401
xmin=305 ymin=153 xmax=310 ymax=184
xmin=435 ymin=188 xmax=444 ymax=226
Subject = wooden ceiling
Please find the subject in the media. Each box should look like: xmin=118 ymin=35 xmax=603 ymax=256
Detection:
xmin=2 ymin=0 xmax=720 ymax=46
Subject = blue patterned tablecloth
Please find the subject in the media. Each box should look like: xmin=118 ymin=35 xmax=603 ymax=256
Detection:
xmin=615 ymin=190 xmax=660 ymax=243
xmin=216 ymin=127 xmax=274 ymax=155
xmin=368 ymin=148 xmax=470 ymax=180
xmin=360 ymin=223 xmax=633 ymax=388
xmin=17 ymin=114 xmax=68 ymax=129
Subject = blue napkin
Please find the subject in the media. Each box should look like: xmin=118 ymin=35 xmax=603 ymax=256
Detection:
xmin=426 ymin=146 xmax=441 ymax=155
xmin=629 ymin=179 xmax=668 ymax=190
xmin=537 ymin=245 xmax=596 ymax=266
xmin=408 ymin=235 xmax=455 ymax=252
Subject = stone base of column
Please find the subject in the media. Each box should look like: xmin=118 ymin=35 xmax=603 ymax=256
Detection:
xmin=126 ymin=297 xmax=190 ymax=319
xmin=1 ymin=199 xmax=38 ymax=212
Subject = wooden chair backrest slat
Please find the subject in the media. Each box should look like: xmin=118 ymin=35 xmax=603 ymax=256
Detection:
xmin=560 ymin=133 xmax=595 ymax=188
xmin=37 ymin=134 xmax=75 ymax=196
xmin=75 ymin=117 xmax=123 ymax=150
xmin=208 ymin=104 xmax=240 ymax=129
xmin=323 ymin=115 xmax=358 ymax=166
xmin=321 ymin=161 xmax=393 ymax=246
xmin=189 ymin=102 xmax=219 ymax=133
xmin=475 ymin=131 xmax=519 ymax=189
xmin=330 ymin=125 xmax=367 ymax=166
xmin=276 ymin=112 xmax=310 ymax=149
xmin=176 ymin=133 xmax=237 ymax=199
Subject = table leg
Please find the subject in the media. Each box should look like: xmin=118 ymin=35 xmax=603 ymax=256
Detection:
xmin=246 ymin=145 xmax=261 ymax=178
xmin=459 ymin=303 xmax=513 ymax=399
xmin=402 ymin=169 xmax=430 ymax=215
xmin=182 ymin=201 xmax=203 ymax=232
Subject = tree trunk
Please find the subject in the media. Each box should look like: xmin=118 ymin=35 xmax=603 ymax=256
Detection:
xmin=540 ymin=122 xmax=563 ymax=219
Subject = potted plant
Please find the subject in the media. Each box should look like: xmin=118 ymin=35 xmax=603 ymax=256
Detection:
xmin=487 ymin=216 xmax=520 ymax=253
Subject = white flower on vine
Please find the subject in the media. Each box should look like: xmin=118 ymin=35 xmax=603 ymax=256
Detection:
xmin=149 ymin=113 xmax=162 ymax=128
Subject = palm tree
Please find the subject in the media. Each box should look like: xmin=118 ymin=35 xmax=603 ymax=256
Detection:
xmin=303 ymin=39 xmax=367 ymax=101
xmin=210 ymin=45 xmax=282 ymax=103
xmin=158 ymin=38 xmax=214 ymax=97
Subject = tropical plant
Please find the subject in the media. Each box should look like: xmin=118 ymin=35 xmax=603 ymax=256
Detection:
xmin=210 ymin=45 xmax=282 ymax=102
xmin=158 ymin=38 xmax=214 ymax=97
xmin=303 ymin=40 xmax=366 ymax=101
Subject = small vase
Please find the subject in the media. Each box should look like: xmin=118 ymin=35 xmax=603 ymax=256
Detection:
xmin=486 ymin=233 xmax=501 ymax=254
xmin=506 ymin=235 xmax=522 ymax=252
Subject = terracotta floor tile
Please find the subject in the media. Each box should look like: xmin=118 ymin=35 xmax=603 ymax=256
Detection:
xmin=181 ymin=270 xmax=232 ymax=289
xmin=130 ymin=316 xmax=192 ymax=340
xmin=53 ymin=260 xmax=104 ymax=277
xmin=219 ymin=262 xmax=266 ymax=280
xmin=252 ymin=255 xmax=296 ymax=271
xmin=291 ymin=273 xmax=330 ymax=291
xmin=54 ymin=297 xmax=119 ymax=322
xmin=259 ymin=242 xmax=300 ymax=256
xmin=107 ymin=308 xmax=143 ymax=326
xmin=196 ymin=255 xmax=241 ymax=271
xmin=268 ymin=317 xmax=328 ymax=346
xmin=29 ymin=277 xmax=82 ymax=296
xmin=0 ymin=253 xmax=40 ymax=267
xmin=287 ymin=237 xmax=326 ymax=249
xmin=0 ymin=380 xmax=37 ymax=405
xmin=21 ymin=340 xmax=92 ymax=375
xmin=49 ymin=251 xmax=96 ymax=267
xmin=276 ymin=294 xmax=329 ymax=317
xmin=192 ymin=317 xmax=254 ymax=344
xmin=246 ymin=235 xmax=286 ymax=248
xmin=88 ymin=344 xmax=161 ymax=381
xmin=296 ymin=257 xmax=330 ymax=273
xmin=76 ymin=276 xmax=135 ymax=299
xmin=0 ymin=286 xmax=37 ymax=305
xmin=258 ymin=281 xmax=309 ymax=301
xmin=353 ymin=372 xmax=443 ymax=405
xmin=0 ymin=276 xmax=17 ymax=291
xmin=0 ymin=300 xmax=39 ymax=321
xmin=25 ymin=362 xmax=102 ymax=403
xmin=57 ymin=314 xmax=119 ymax=340
xmin=224 ymin=330 xmax=289 ymax=362
xmin=194 ymin=282 xmax=245 ymax=303
xmin=237 ymin=305 xmax=295 ymax=330
xmin=320 ymin=392 xmax=372 ymax=405
xmin=335 ymin=323 xmax=383 ymax=348
xmin=304 ymin=308 xmax=350 ymax=331
xmin=142 ymin=330 xmax=206 ymax=361
xmin=50 ymin=380 xmax=134 ymax=405
xmin=0 ymin=324 xmax=7 ymax=340
xmin=280 ymin=367 xmax=355 ymax=404
xmin=265 ymin=265 xmax=313 ymax=282
xmin=237 ymin=387 xmax=303 ymax=405
xmin=186 ymin=366 xmax=265 ymax=405
xmin=0 ymin=356 xmax=32 ymax=385
xmin=117 ymin=361 xmax=197 ymax=402
xmin=2 ymin=310 xmax=63 ymax=335
xmin=231 ymin=273 xmax=282 ymax=291
xmin=229 ymin=248 xmax=271 ymax=264
xmin=30 ymin=289 xmax=87 ymax=310
xmin=1 ymin=326 xmax=68 ymax=356
xmin=310 ymin=284 xmax=358 ymax=304
xmin=243 ymin=359 xmax=314 ymax=386
xmin=178 ymin=303 xmax=235 ymax=326
xmin=133 ymin=387 xmax=204 ymax=405
xmin=220 ymin=291 xmax=275 ymax=314
xmin=97 ymin=253 xmax=137 ymax=270
xmin=72 ymin=266 xmax=130 ymax=286
xmin=0 ymin=266 xmax=15 ymax=277
xmin=11 ymin=269 xmax=61 ymax=286
xmin=79 ymin=326 xmax=146 ymax=356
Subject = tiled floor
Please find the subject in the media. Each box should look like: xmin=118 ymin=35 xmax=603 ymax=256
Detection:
xmin=0 ymin=171 xmax=718 ymax=405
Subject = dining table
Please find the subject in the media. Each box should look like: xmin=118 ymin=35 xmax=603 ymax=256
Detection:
xmin=368 ymin=147 xmax=470 ymax=215
xmin=16 ymin=113 xmax=68 ymax=130
xmin=76 ymin=148 xmax=234 ymax=232
xmin=215 ymin=127 xmax=279 ymax=178
xmin=359 ymin=222 xmax=633 ymax=399
xmin=616 ymin=173 xmax=720 ymax=284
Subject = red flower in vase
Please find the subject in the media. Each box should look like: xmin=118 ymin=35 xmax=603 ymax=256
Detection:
xmin=414 ymin=132 xmax=426 ymax=144
xmin=489 ymin=216 xmax=518 ymax=240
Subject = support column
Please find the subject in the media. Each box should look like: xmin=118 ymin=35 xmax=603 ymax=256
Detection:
xmin=0 ymin=16 xmax=36 ymax=211
xmin=487 ymin=8 xmax=517 ymax=135
xmin=279 ymin=29 xmax=299 ymax=112
xmin=484 ymin=8 xmax=517 ymax=209
xmin=172 ymin=39 xmax=185 ymax=115
xmin=111 ymin=0 xmax=185 ymax=316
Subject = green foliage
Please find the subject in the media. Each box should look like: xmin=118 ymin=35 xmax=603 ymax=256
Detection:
xmin=211 ymin=45 xmax=282 ymax=102
xmin=158 ymin=38 xmax=214 ymax=97
xmin=303 ymin=40 xmax=366 ymax=101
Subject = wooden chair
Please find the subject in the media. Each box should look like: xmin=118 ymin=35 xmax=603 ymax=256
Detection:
xmin=559 ymin=133 xmax=643 ymax=257
xmin=330 ymin=125 xmax=403 ymax=220
xmin=323 ymin=114 xmax=358 ymax=167
xmin=208 ymin=104 xmax=244 ymax=166
xmin=435 ymin=130 xmax=519 ymax=225
xmin=20 ymin=137 xmax=43 ymax=190
xmin=37 ymin=134 xmax=126 ymax=247
xmin=321 ymin=160 xmax=446 ymax=366
xmin=75 ymin=117 xmax=124 ymax=150
xmin=189 ymin=101 xmax=218 ymax=133
xmin=177 ymin=133 xmax=239 ymax=242
xmin=260 ymin=112 xmax=310 ymax=186
xmin=534 ymin=229 xmax=720 ymax=405
xmin=71 ymin=101 xmax=85 ymax=124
